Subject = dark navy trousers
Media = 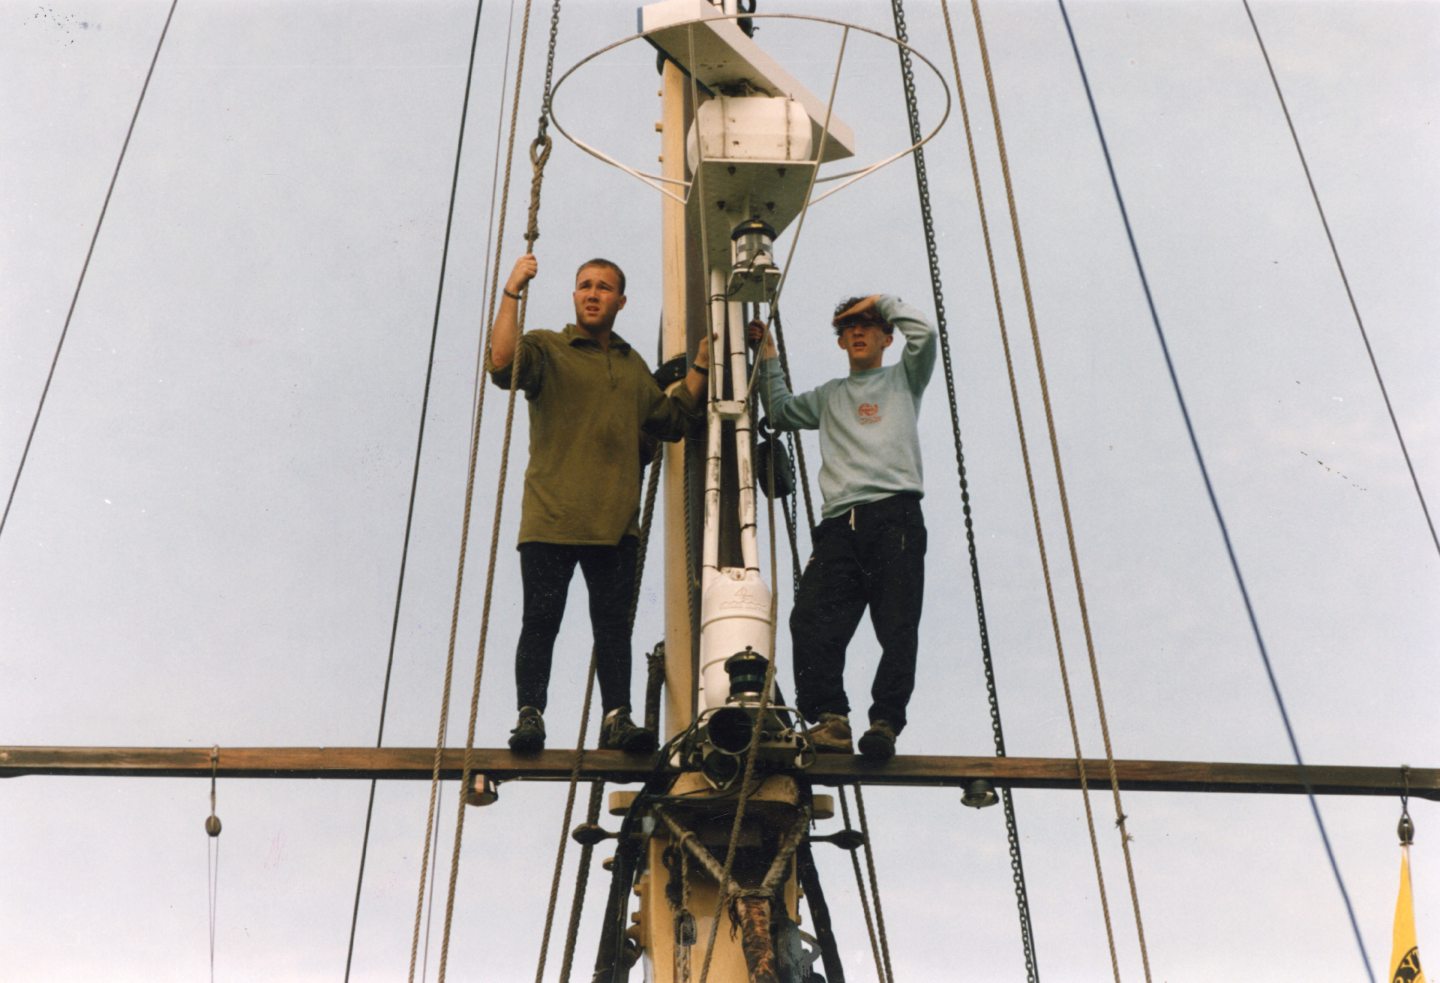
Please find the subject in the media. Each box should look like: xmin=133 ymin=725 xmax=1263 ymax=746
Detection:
xmin=790 ymin=493 xmax=926 ymax=731
xmin=515 ymin=536 xmax=638 ymax=715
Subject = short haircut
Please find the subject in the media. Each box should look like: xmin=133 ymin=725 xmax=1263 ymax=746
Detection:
xmin=832 ymin=295 xmax=893 ymax=335
xmin=576 ymin=258 xmax=626 ymax=296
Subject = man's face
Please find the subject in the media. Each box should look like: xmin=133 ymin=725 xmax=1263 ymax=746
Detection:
xmin=836 ymin=320 xmax=893 ymax=371
xmin=573 ymin=264 xmax=627 ymax=333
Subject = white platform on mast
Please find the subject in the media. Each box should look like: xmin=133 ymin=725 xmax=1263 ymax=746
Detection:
xmin=638 ymin=0 xmax=856 ymax=164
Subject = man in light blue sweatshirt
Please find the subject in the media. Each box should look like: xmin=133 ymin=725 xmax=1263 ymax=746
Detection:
xmin=753 ymin=294 xmax=937 ymax=760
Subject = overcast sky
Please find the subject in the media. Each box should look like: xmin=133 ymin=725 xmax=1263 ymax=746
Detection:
xmin=2 ymin=1 xmax=1437 ymax=980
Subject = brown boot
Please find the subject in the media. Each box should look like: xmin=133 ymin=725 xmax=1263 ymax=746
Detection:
xmin=808 ymin=713 xmax=854 ymax=754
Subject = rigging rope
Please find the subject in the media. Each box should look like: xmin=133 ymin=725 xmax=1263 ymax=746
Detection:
xmin=758 ymin=315 xmax=885 ymax=981
xmin=534 ymin=656 xmax=598 ymax=983
xmin=557 ymin=784 xmax=605 ymax=982
xmin=837 ymin=787 xmax=885 ymax=982
xmin=344 ymin=4 xmax=489 ymax=979
xmin=1053 ymin=1 xmax=1372 ymax=978
xmin=852 ymin=786 xmax=895 ymax=983
xmin=206 ymin=746 xmax=221 ymax=983
xmin=403 ymin=0 xmax=544 ymax=975
xmin=550 ymin=449 xmax=665 ymax=982
xmin=963 ymin=0 xmax=1149 ymax=976
xmin=695 ymin=445 xmax=784 ymax=983
xmin=888 ymin=1 xmax=1043 ymax=977
xmin=1240 ymin=0 xmax=1439 ymax=563
xmin=0 ymin=0 xmax=179 ymax=546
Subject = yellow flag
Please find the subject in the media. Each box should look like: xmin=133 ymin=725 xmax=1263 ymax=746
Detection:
xmin=1391 ymin=848 xmax=1426 ymax=983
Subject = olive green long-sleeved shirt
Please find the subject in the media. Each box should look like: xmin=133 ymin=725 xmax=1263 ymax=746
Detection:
xmin=488 ymin=325 xmax=698 ymax=546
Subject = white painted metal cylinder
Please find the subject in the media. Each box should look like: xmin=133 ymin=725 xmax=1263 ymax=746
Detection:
xmin=699 ymin=567 xmax=773 ymax=711
xmin=686 ymin=95 xmax=814 ymax=171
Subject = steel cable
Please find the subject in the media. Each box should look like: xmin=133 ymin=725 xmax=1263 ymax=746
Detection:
xmin=1054 ymin=1 xmax=1372 ymax=977
xmin=1240 ymin=0 xmax=1438 ymax=563
xmin=0 ymin=0 xmax=180 ymax=545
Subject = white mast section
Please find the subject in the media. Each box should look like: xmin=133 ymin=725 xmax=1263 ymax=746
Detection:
xmin=639 ymin=1 xmax=858 ymax=713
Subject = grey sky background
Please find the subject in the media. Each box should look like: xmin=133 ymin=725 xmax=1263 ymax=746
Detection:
xmin=2 ymin=0 xmax=1436 ymax=980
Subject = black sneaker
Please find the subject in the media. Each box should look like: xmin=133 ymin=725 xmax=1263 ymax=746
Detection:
xmin=858 ymin=720 xmax=897 ymax=762
xmin=598 ymin=707 xmax=657 ymax=754
xmin=508 ymin=706 xmax=546 ymax=753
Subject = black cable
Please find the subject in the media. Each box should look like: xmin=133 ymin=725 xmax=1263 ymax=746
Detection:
xmin=342 ymin=2 xmax=487 ymax=978
xmin=1240 ymin=0 xmax=1438 ymax=560
xmin=1054 ymin=2 xmax=1374 ymax=978
xmin=0 ymin=0 xmax=180 ymax=545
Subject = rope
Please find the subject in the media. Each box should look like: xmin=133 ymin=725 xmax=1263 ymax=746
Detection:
xmin=838 ymin=788 xmax=885 ymax=982
xmin=757 ymin=385 xmax=882 ymax=981
xmin=695 ymin=513 xmax=782 ymax=983
xmin=1240 ymin=0 xmax=1438 ymax=562
xmin=406 ymin=0 xmax=543 ymax=974
xmin=0 ymin=0 xmax=179 ymax=546
xmin=888 ymin=1 xmax=1043 ymax=977
xmin=432 ymin=0 xmax=571 ymax=964
xmin=533 ymin=657 xmax=598 ymax=983
xmin=556 ymin=782 xmax=605 ymax=982
xmin=206 ymin=745 xmax=221 ymax=983
xmin=697 ymin=285 xmax=789 ymax=983
xmin=740 ymin=29 xmax=851 ymax=407
xmin=852 ymin=787 xmax=894 ymax=983
xmin=552 ymin=447 xmax=665 ymax=981
xmin=343 ymin=4 xmax=488 ymax=979
xmin=206 ymin=837 xmax=220 ymax=981
xmin=959 ymin=0 xmax=1143 ymax=976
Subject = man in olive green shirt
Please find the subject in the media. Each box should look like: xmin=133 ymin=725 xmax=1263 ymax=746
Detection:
xmin=488 ymin=254 xmax=708 ymax=753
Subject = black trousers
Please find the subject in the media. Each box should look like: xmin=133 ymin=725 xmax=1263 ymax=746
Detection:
xmin=790 ymin=494 xmax=926 ymax=731
xmin=515 ymin=537 xmax=638 ymax=715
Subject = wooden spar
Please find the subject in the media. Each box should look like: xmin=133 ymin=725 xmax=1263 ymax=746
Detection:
xmin=3 ymin=745 xmax=1434 ymax=799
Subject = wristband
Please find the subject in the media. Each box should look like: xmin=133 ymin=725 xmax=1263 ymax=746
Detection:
xmin=692 ymin=362 xmax=708 ymax=375
xmin=503 ymin=288 xmax=522 ymax=300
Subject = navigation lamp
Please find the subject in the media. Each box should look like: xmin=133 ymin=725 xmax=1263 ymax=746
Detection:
xmin=731 ymin=217 xmax=775 ymax=272
xmin=725 ymin=646 xmax=769 ymax=703
xmin=728 ymin=218 xmax=780 ymax=302
xmin=961 ymin=778 xmax=999 ymax=809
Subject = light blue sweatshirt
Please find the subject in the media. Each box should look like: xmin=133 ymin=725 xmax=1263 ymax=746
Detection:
xmin=758 ymin=295 xmax=937 ymax=519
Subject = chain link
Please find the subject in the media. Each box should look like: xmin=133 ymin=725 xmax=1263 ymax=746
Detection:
xmin=889 ymin=1 xmax=1039 ymax=978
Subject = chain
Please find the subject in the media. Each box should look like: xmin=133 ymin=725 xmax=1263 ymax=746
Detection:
xmin=769 ymin=306 xmax=816 ymax=532
xmin=890 ymin=1 xmax=1040 ymax=978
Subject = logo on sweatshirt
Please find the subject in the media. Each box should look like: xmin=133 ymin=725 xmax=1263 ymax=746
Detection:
xmin=857 ymin=402 xmax=882 ymax=425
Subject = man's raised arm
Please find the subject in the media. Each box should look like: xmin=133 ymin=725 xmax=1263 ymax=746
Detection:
xmin=488 ymin=253 xmax=537 ymax=372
